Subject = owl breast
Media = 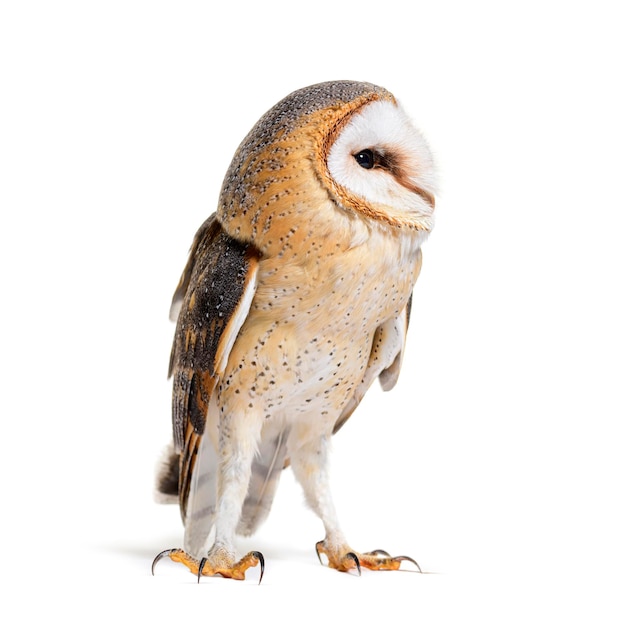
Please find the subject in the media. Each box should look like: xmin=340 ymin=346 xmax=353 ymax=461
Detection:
xmin=215 ymin=213 xmax=422 ymax=430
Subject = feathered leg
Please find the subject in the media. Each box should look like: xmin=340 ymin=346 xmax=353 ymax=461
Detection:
xmin=289 ymin=431 xmax=420 ymax=574
xmin=154 ymin=412 xmax=265 ymax=583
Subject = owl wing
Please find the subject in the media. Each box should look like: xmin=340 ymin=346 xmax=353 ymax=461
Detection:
xmin=332 ymin=249 xmax=421 ymax=435
xmin=332 ymin=301 xmax=411 ymax=435
xmin=167 ymin=214 xmax=261 ymax=530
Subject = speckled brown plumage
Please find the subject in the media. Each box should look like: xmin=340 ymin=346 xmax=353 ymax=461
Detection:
xmin=154 ymin=80 xmax=437 ymax=582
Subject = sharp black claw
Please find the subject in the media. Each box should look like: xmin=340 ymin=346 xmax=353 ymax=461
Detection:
xmin=252 ymin=551 xmax=265 ymax=585
xmin=392 ymin=555 xmax=422 ymax=573
xmin=345 ymin=552 xmax=362 ymax=576
xmin=151 ymin=548 xmax=177 ymax=576
xmin=367 ymin=549 xmax=391 ymax=557
xmin=315 ymin=540 xmax=325 ymax=565
xmin=197 ymin=557 xmax=208 ymax=583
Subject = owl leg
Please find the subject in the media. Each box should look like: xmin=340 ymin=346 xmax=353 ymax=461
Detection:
xmin=153 ymin=414 xmax=265 ymax=583
xmin=289 ymin=432 xmax=421 ymax=574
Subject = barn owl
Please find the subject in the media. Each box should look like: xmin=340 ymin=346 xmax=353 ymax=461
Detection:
xmin=153 ymin=80 xmax=437 ymax=583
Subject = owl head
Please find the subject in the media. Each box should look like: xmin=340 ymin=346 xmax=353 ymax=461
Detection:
xmin=218 ymin=81 xmax=436 ymax=249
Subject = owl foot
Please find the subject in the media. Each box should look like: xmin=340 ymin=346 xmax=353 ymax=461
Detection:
xmin=315 ymin=540 xmax=421 ymax=574
xmin=152 ymin=547 xmax=265 ymax=584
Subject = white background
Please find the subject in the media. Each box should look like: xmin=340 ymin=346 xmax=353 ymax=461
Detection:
xmin=1 ymin=1 xmax=624 ymax=618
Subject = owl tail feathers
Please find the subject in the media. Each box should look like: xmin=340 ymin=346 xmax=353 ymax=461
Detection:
xmin=153 ymin=431 xmax=289 ymax=535
xmin=236 ymin=428 xmax=290 ymax=536
xmin=154 ymin=443 xmax=180 ymax=504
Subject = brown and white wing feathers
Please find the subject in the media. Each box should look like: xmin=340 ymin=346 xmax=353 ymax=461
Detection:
xmin=333 ymin=297 xmax=413 ymax=435
xmin=167 ymin=214 xmax=260 ymax=525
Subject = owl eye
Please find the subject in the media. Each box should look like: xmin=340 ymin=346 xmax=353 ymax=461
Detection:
xmin=354 ymin=149 xmax=376 ymax=169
